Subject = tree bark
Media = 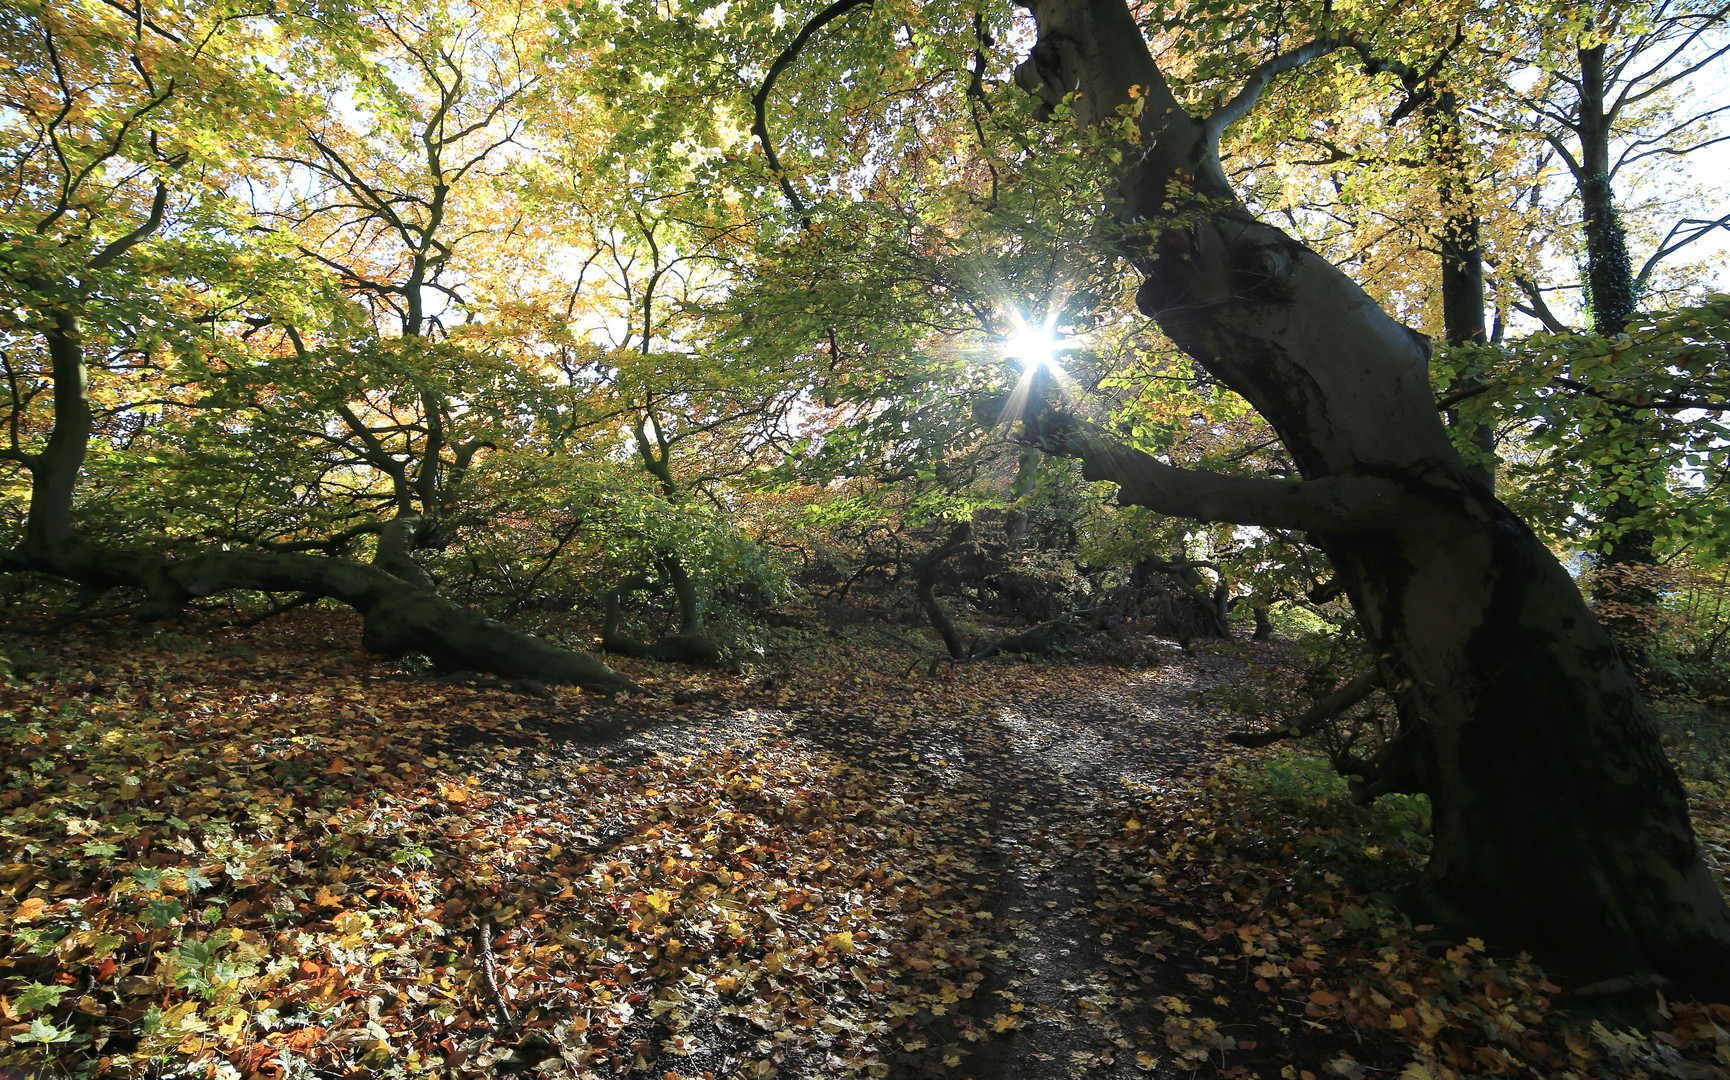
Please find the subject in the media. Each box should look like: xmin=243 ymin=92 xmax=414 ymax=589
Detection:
xmin=600 ymin=560 xmax=726 ymax=666
xmin=1012 ymin=0 xmax=1730 ymax=995
xmin=3 ymin=541 xmax=641 ymax=694
xmin=1575 ymin=43 xmax=1659 ymax=651
xmin=912 ymin=523 xmax=974 ymax=660
xmin=1427 ymin=91 xmax=1496 ymax=494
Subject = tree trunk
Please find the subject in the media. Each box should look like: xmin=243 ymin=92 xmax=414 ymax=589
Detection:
xmin=1012 ymin=0 xmax=1730 ymax=994
xmin=374 ymin=513 xmax=439 ymax=591
xmin=1428 ymin=91 xmax=1496 ymax=494
xmin=25 ymin=312 xmax=93 ymax=552
xmin=1251 ymin=601 xmax=1272 ymax=642
xmin=9 ymin=294 xmax=639 ymax=697
xmin=4 ymin=541 xmax=642 ymax=694
xmin=1576 ymin=43 xmax=1659 ymax=654
xmin=600 ymin=559 xmax=726 ymax=666
xmin=913 ymin=523 xmax=973 ymax=660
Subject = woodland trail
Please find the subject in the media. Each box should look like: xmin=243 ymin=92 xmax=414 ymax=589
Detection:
xmin=4 ymin=613 xmax=1727 ymax=1080
xmin=474 ymin=641 xmax=1411 ymax=1079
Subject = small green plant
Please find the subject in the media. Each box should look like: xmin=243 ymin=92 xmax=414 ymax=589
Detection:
xmin=0 ymin=639 xmax=51 ymax=684
xmin=1233 ymin=748 xmax=1432 ymax=895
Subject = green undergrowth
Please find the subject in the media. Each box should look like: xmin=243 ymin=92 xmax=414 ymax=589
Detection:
xmin=1149 ymin=744 xmax=1730 ymax=1080
xmin=1650 ymin=695 xmax=1730 ymax=785
xmin=1230 ymin=750 xmax=1432 ymax=898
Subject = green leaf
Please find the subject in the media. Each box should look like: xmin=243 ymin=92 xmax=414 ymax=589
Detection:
xmin=14 ymin=982 xmax=69 ymax=1016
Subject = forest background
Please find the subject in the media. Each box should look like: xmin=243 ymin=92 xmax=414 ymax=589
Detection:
xmin=3 ymin=0 xmax=1730 ymax=1075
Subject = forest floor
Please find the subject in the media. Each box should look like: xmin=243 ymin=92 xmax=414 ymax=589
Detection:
xmin=1 ymin=606 xmax=1728 ymax=1080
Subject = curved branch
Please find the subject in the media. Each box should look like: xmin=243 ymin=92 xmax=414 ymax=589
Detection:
xmin=4 ymin=541 xmax=642 ymax=695
xmin=750 ymin=0 xmax=875 ymax=220
xmin=1226 ymin=666 xmax=1383 ymax=747
xmin=1205 ymin=38 xmax=1351 ymax=141
xmin=1634 ymin=212 xmax=1730 ymax=294
xmin=1072 ymin=439 xmax=1415 ymax=531
xmin=87 ymin=180 xmax=169 ymax=269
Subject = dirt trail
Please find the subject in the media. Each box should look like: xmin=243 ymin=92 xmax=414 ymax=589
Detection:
xmin=937 ymin=656 xmax=1238 ymax=1080
xmin=479 ymin=641 xmax=1359 ymax=1079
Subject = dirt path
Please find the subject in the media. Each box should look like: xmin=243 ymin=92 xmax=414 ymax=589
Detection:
xmin=468 ymin=641 xmax=1402 ymax=1079
xmin=931 ymin=657 xmax=1237 ymax=1080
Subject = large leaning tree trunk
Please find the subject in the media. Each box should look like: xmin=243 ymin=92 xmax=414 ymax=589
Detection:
xmin=1011 ymin=0 xmax=1730 ymax=994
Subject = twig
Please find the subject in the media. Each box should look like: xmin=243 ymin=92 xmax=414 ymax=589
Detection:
xmin=474 ymin=916 xmax=514 ymax=1029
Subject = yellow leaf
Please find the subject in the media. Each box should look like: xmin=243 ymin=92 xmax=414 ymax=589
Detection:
xmin=217 ymin=1012 xmax=245 ymax=1041
xmin=825 ymin=931 xmax=856 ymax=954
xmin=160 ymin=1000 xmax=199 ymax=1029
xmin=438 ymin=781 xmax=470 ymax=804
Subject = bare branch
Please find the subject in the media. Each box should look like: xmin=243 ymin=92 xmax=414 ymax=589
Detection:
xmin=751 ymin=0 xmax=875 ymax=220
xmin=1514 ymin=276 xmax=1573 ymax=333
xmin=87 ymin=180 xmax=169 ymax=269
xmin=1611 ymin=21 xmax=1730 ymax=119
xmin=1205 ymin=38 xmax=1350 ymax=141
xmin=1635 ymin=213 xmax=1730 ymax=293
xmin=1227 ymin=667 xmax=1384 ymax=747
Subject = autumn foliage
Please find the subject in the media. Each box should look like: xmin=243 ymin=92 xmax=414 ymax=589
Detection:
xmin=2 ymin=612 xmax=1725 ymax=1077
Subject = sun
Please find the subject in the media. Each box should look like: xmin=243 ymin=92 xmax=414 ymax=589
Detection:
xmin=1004 ymin=318 xmax=1072 ymax=374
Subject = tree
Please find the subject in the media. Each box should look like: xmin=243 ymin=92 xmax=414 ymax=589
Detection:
xmin=0 ymin=0 xmax=637 ymax=694
xmin=994 ymin=0 xmax=1730 ymax=992
xmin=1478 ymin=0 xmax=1730 ymax=649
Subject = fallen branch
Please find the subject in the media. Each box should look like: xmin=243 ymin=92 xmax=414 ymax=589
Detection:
xmin=1226 ymin=667 xmax=1383 ymax=747
xmin=474 ymin=916 xmax=514 ymax=1030
xmin=231 ymin=591 xmax=320 ymax=629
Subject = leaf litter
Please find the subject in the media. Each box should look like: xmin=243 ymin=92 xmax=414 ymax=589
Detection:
xmin=0 ymin=611 xmax=1727 ymax=1078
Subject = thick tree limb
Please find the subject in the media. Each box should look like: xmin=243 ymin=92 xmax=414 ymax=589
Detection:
xmin=3 ymin=542 xmax=642 ymax=696
xmin=1070 ymin=439 xmax=1414 ymax=532
xmin=1205 ymin=38 xmax=1351 ymax=141
xmin=88 ymin=181 xmax=169 ymax=269
xmin=1513 ymin=276 xmax=1572 ymax=333
xmin=912 ymin=522 xmax=973 ymax=660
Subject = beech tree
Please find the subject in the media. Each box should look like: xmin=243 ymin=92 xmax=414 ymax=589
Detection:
xmin=0 ymin=1 xmax=637 ymax=694
xmin=989 ymin=0 xmax=1730 ymax=992
xmin=1487 ymin=0 xmax=1730 ymax=648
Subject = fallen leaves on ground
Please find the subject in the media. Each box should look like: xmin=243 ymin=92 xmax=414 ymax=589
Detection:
xmin=0 ymin=612 xmax=1725 ymax=1079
